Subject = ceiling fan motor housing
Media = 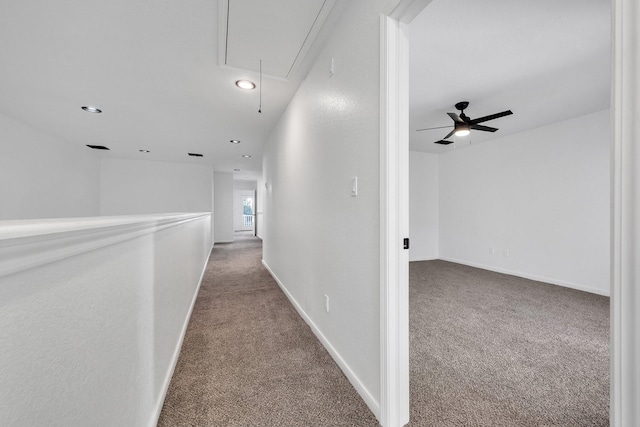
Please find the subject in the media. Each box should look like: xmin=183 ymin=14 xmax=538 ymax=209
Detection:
xmin=454 ymin=121 xmax=470 ymax=132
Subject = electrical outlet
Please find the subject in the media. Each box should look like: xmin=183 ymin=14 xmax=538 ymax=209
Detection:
xmin=325 ymin=295 xmax=330 ymax=312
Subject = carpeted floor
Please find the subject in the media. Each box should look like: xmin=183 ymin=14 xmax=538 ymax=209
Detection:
xmin=408 ymin=260 xmax=609 ymax=426
xmin=158 ymin=235 xmax=609 ymax=426
xmin=157 ymin=232 xmax=379 ymax=426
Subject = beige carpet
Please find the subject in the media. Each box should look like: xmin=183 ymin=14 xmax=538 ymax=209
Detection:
xmin=408 ymin=260 xmax=609 ymax=426
xmin=157 ymin=232 xmax=379 ymax=426
xmin=159 ymin=235 xmax=609 ymax=426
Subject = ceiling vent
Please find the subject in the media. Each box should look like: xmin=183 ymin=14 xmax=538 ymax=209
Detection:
xmin=86 ymin=145 xmax=110 ymax=150
xmin=188 ymin=153 xmax=204 ymax=157
xmin=219 ymin=0 xmax=336 ymax=79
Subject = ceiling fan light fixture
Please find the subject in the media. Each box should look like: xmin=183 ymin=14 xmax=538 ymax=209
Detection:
xmin=420 ymin=102 xmax=512 ymax=145
xmin=454 ymin=123 xmax=471 ymax=137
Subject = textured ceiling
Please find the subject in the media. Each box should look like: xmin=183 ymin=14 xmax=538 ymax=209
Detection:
xmin=0 ymin=0 xmax=341 ymax=181
xmin=0 ymin=0 xmax=611 ymax=177
xmin=223 ymin=0 xmax=329 ymax=79
xmin=409 ymin=0 xmax=611 ymax=154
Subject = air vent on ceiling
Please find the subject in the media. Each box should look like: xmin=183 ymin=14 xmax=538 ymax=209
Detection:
xmin=86 ymin=145 xmax=110 ymax=150
xmin=188 ymin=153 xmax=204 ymax=157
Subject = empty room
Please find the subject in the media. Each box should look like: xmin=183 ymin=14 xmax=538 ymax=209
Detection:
xmin=407 ymin=0 xmax=610 ymax=424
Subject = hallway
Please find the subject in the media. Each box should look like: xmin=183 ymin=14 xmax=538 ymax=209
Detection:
xmin=158 ymin=233 xmax=378 ymax=426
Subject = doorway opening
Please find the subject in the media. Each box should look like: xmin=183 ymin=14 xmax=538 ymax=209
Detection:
xmin=379 ymin=0 xmax=636 ymax=425
xmin=242 ymin=196 xmax=254 ymax=229
xmin=406 ymin=0 xmax=611 ymax=424
xmin=234 ymin=189 xmax=256 ymax=235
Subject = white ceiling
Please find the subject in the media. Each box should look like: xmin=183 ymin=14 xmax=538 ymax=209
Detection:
xmin=409 ymin=0 xmax=611 ymax=154
xmin=0 ymin=0 xmax=611 ymax=179
xmin=0 ymin=0 xmax=340 ymax=181
xmin=223 ymin=0 xmax=330 ymax=79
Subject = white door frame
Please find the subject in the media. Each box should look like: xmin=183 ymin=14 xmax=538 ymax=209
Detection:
xmin=379 ymin=1 xmax=431 ymax=426
xmin=610 ymin=0 xmax=640 ymax=424
xmin=379 ymin=0 xmax=640 ymax=426
xmin=379 ymin=13 xmax=409 ymax=427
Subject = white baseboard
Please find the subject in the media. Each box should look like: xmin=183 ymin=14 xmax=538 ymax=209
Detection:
xmin=150 ymin=244 xmax=214 ymax=427
xmin=438 ymin=256 xmax=610 ymax=297
xmin=409 ymin=255 xmax=438 ymax=262
xmin=261 ymin=259 xmax=381 ymax=420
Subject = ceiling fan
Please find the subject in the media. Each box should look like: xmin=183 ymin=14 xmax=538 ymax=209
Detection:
xmin=417 ymin=101 xmax=513 ymax=145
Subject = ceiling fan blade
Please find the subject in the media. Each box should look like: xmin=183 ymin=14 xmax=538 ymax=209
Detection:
xmin=447 ymin=112 xmax=465 ymax=123
xmin=469 ymin=110 xmax=513 ymax=124
xmin=434 ymin=140 xmax=454 ymax=145
xmin=416 ymin=125 xmax=453 ymax=132
xmin=443 ymin=129 xmax=456 ymax=140
xmin=470 ymin=124 xmax=498 ymax=132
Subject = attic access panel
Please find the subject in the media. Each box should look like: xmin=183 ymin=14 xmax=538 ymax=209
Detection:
xmin=222 ymin=0 xmax=330 ymax=79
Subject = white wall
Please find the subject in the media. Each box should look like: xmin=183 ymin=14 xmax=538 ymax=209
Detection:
xmin=100 ymin=158 xmax=213 ymax=215
xmin=213 ymin=172 xmax=234 ymax=243
xmin=438 ymin=110 xmax=610 ymax=295
xmin=100 ymin=158 xmax=214 ymax=241
xmin=409 ymin=151 xmax=439 ymax=261
xmin=0 ymin=213 xmax=212 ymax=427
xmin=0 ymin=113 xmax=100 ymax=220
xmin=233 ymin=180 xmax=257 ymax=190
xmin=261 ymin=0 xmax=386 ymax=417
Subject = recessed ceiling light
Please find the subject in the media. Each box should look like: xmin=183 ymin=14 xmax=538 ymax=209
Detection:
xmin=86 ymin=144 xmax=109 ymax=150
xmin=82 ymin=106 xmax=102 ymax=113
xmin=235 ymin=80 xmax=256 ymax=90
xmin=139 ymin=149 xmax=150 ymax=153
xmin=242 ymin=154 xmax=251 ymax=158
xmin=230 ymin=139 xmax=241 ymax=144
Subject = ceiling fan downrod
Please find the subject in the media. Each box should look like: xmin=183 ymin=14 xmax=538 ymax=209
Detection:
xmin=455 ymin=101 xmax=470 ymax=121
